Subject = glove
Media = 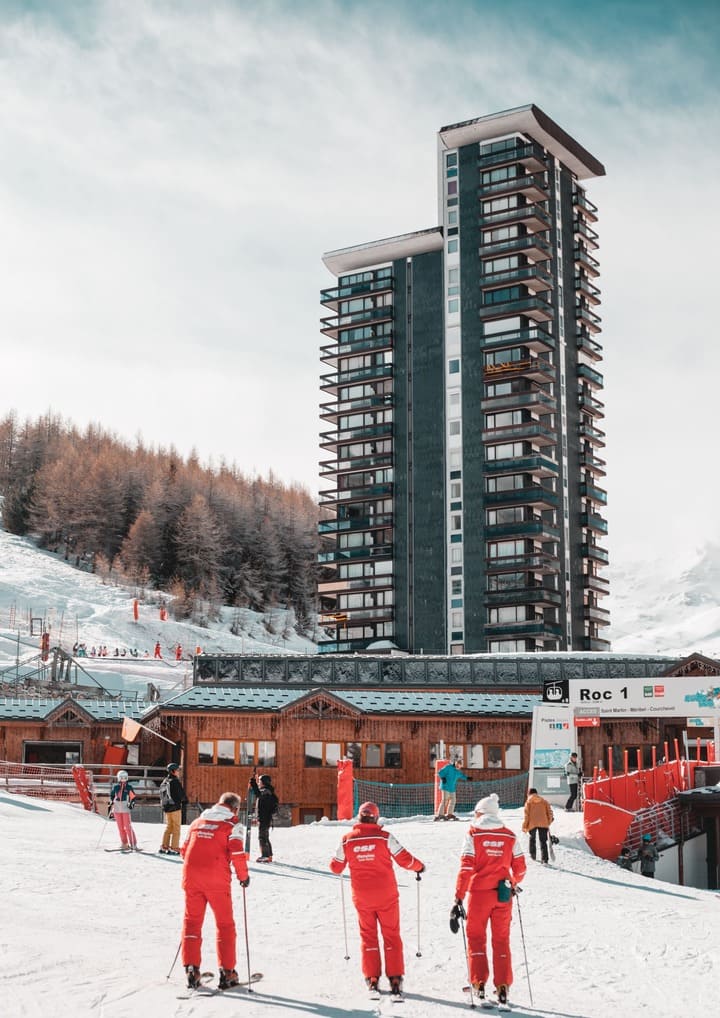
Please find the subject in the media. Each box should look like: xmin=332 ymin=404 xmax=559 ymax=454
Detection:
xmin=239 ymin=878 xmax=250 ymax=888
xmin=416 ymin=864 xmax=425 ymax=879
xmin=512 ymin=884 xmax=522 ymax=896
xmin=449 ymin=899 xmax=466 ymax=934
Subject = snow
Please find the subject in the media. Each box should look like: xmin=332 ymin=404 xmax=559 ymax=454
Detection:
xmin=0 ymin=795 xmax=717 ymax=1018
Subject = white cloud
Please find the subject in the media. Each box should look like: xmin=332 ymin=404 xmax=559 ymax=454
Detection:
xmin=0 ymin=0 xmax=718 ymax=565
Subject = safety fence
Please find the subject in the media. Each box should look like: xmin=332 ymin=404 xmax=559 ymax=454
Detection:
xmin=354 ymin=771 xmax=530 ymax=818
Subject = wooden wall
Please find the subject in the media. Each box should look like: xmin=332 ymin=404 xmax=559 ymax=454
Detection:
xmin=162 ymin=710 xmax=533 ymax=821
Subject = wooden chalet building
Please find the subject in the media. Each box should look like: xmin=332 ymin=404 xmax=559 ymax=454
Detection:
xmin=2 ymin=652 xmax=717 ymax=824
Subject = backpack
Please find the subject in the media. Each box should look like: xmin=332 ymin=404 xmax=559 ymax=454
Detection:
xmin=159 ymin=777 xmax=174 ymax=810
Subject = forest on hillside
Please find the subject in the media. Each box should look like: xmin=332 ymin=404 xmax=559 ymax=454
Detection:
xmin=0 ymin=413 xmax=320 ymax=632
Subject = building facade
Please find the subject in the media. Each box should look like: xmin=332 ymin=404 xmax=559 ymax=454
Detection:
xmin=319 ymin=105 xmax=609 ymax=655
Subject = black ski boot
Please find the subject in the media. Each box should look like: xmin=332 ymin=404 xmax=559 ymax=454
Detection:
xmin=219 ymin=968 xmax=239 ymax=990
xmin=186 ymin=966 xmax=202 ymax=990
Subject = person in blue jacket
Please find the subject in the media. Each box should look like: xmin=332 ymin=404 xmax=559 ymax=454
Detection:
xmin=435 ymin=760 xmax=469 ymax=821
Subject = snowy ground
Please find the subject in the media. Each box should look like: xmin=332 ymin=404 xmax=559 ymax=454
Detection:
xmin=0 ymin=794 xmax=716 ymax=1018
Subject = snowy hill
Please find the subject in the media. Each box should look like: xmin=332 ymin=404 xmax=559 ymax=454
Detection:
xmin=0 ymin=527 xmax=316 ymax=698
xmin=0 ymin=793 xmax=716 ymax=1018
xmin=2 ymin=524 xmax=720 ymax=687
xmin=607 ymin=543 xmax=720 ymax=657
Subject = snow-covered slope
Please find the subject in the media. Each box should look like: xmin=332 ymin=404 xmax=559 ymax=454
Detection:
xmin=0 ymin=794 xmax=715 ymax=1018
xmin=607 ymin=544 xmax=720 ymax=657
xmin=0 ymin=527 xmax=315 ymax=697
xmin=3 ymin=524 xmax=720 ymax=683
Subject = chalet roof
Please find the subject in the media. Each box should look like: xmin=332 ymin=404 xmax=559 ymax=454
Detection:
xmin=0 ymin=697 xmax=151 ymax=722
xmin=144 ymin=685 xmax=540 ymax=718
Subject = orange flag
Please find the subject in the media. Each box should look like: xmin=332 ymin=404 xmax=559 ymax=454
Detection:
xmin=121 ymin=717 xmax=142 ymax=742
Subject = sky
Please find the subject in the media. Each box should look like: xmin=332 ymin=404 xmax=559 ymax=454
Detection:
xmin=1 ymin=0 xmax=720 ymax=565
xmin=1 ymin=791 xmax=718 ymax=1018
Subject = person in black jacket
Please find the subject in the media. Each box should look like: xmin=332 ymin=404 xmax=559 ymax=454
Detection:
xmin=249 ymin=772 xmax=279 ymax=863
xmin=160 ymin=762 xmax=188 ymax=855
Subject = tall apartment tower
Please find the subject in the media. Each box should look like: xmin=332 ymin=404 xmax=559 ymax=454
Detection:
xmin=318 ymin=105 xmax=609 ymax=655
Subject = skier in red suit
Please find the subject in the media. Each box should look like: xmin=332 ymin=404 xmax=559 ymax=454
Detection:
xmin=180 ymin=792 xmax=250 ymax=991
xmin=329 ymin=801 xmax=424 ymax=997
xmin=451 ymin=793 xmax=526 ymax=1008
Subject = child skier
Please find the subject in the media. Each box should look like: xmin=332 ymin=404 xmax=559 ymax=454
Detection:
xmin=108 ymin=770 xmax=138 ymax=852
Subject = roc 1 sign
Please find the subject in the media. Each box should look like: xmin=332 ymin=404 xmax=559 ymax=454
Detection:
xmin=567 ymin=677 xmax=720 ymax=717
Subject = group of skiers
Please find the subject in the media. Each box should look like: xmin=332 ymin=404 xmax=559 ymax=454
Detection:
xmin=105 ymin=749 xmax=656 ymax=1008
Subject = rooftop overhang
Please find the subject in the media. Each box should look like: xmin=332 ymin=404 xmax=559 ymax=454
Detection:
xmin=439 ymin=104 xmax=605 ymax=181
xmin=323 ymin=227 xmax=444 ymax=277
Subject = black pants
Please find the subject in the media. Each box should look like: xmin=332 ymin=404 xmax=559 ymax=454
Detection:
xmin=566 ymin=784 xmax=578 ymax=810
xmin=258 ymin=821 xmax=273 ymax=858
xmin=529 ymin=827 xmax=549 ymax=863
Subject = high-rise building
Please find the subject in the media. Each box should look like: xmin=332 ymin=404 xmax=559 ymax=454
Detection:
xmin=318 ymin=105 xmax=609 ymax=655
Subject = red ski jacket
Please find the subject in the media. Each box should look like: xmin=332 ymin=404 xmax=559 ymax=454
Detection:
xmin=181 ymin=805 xmax=249 ymax=889
xmin=330 ymin=821 xmax=424 ymax=909
xmin=455 ymin=815 xmax=527 ymax=898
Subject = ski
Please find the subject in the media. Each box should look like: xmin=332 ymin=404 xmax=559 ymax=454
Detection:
xmin=176 ymin=972 xmax=262 ymax=999
xmin=104 ymin=847 xmax=143 ymax=853
xmin=368 ymin=988 xmax=381 ymax=1001
xmin=390 ymin=992 xmax=405 ymax=1003
xmin=462 ymin=986 xmax=495 ymax=1009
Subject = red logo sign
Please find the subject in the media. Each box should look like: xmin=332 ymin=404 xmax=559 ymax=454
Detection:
xmin=574 ymin=717 xmax=601 ymax=728
xmin=654 ymin=685 xmax=664 ymax=697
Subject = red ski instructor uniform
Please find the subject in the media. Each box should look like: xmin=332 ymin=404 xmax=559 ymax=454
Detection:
xmin=454 ymin=793 xmax=526 ymax=996
xmin=181 ymin=798 xmax=250 ymax=973
xmin=330 ymin=802 xmax=424 ymax=987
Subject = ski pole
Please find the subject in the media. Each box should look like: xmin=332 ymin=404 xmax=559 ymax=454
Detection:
xmin=166 ymin=940 xmax=182 ymax=981
xmin=458 ymin=910 xmax=476 ymax=1009
xmin=241 ymin=885 xmax=254 ymax=993
xmin=415 ymin=872 xmax=422 ymax=957
xmin=513 ymin=888 xmax=533 ymax=1007
xmin=340 ymin=876 xmax=350 ymax=960
xmin=95 ymin=812 xmax=112 ymax=850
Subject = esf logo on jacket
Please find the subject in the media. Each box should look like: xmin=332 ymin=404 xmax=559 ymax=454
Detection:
xmin=353 ymin=844 xmax=375 ymax=856
xmin=482 ymin=838 xmax=505 ymax=857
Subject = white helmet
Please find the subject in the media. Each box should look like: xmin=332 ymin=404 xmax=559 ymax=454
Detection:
xmin=117 ymin=770 xmax=129 ymax=782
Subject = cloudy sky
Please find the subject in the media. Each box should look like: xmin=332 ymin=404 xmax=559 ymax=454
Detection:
xmin=1 ymin=0 xmax=719 ymax=564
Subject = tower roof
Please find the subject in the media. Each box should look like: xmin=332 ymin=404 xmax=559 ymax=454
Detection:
xmin=439 ymin=104 xmax=605 ymax=180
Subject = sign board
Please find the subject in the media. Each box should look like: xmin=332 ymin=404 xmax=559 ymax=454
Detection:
xmin=528 ymin=704 xmax=575 ymax=804
xmin=568 ymin=677 xmax=720 ymax=717
xmin=574 ymin=716 xmax=600 ymax=728
xmin=543 ymin=678 xmax=569 ymax=705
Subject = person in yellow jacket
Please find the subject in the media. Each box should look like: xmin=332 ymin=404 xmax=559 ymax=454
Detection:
xmin=522 ymin=788 xmax=554 ymax=864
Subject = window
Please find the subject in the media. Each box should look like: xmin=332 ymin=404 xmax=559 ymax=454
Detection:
xmin=447 ymin=238 xmax=459 ymax=253
xmin=305 ymin=741 xmax=342 ymax=767
xmin=449 ymin=420 xmax=461 ymax=435
xmin=429 ymin=743 xmax=521 ymax=770
xmin=486 ymin=440 xmax=524 ymax=460
xmin=448 ymin=209 xmax=458 ymax=226
xmin=198 ymin=739 xmax=277 ymax=767
xmin=447 ymin=180 xmax=458 ymax=195
xmin=488 ymin=605 xmax=530 ymax=623
xmin=483 ymin=224 xmax=520 ymax=244
xmin=448 ymin=299 xmax=459 ymax=313
xmin=306 ymin=741 xmax=401 ymax=768
xmin=483 ymin=255 xmax=519 ymax=275
xmin=488 ymin=538 xmax=527 ymax=558
xmin=448 ymin=359 xmax=460 ymax=374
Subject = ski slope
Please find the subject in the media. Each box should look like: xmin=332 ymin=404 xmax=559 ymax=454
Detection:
xmin=0 ymin=794 xmax=716 ymax=1018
